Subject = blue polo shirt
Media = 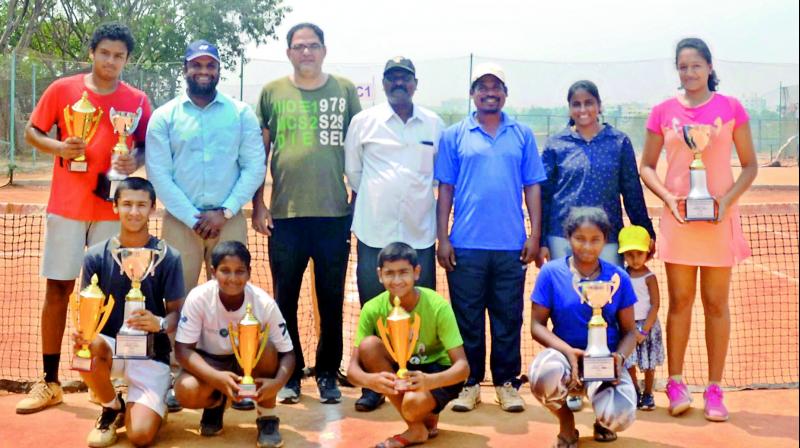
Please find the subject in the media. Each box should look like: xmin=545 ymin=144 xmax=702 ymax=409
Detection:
xmin=435 ymin=112 xmax=546 ymax=250
xmin=531 ymin=256 xmax=636 ymax=352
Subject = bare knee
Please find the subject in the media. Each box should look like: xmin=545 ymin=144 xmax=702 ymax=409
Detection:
xmin=358 ymin=336 xmax=391 ymax=372
xmin=668 ymin=290 xmax=695 ymax=316
xmin=401 ymin=392 xmax=433 ymax=422
xmin=174 ymin=374 xmax=210 ymax=409
xmin=45 ymin=279 xmax=74 ymax=305
xmin=127 ymin=428 xmax=157 ymax=447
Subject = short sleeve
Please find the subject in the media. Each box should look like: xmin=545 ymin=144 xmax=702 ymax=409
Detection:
xmin=256 ymin=86 xmax=271 ymax=130
xmin=161 ymin=250 xmax=185 ymax=302
xmin=264 ymin=303 xmax=293 ymax=353
xmin=531 ymin=263 xmax=555 ymax=308
xmin=434 ymin=126 xmax=460 ymax=185
xmin=80 ymin=247 xmax=103 ymax=289
xmin=347 ymin=82 xmax=363 ymax=120
xmin=29 ymin=80 xmax=61 ymax=135
xmin=354 ymin=300 xmax=379 ymax=347
xmin=132 ymin=94 xmax=152 ymax=144
xmin=728 ymin=96 xmax=750 ymax=128
xmin=615 ymin=272 xmax=638 ymax=311
xmin=645 ymin=103 xmax=663 ymax=135
xmin=175 ymin=293 xmax=203 ymax=345
xmin=520 ymin=125 xmax=546 ymax=185
xmin=436 ymin=302 xmax=464 ymax=351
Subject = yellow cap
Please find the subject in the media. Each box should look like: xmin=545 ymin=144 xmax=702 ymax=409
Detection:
xmin=618 ymin=225 xmax=651 ymax=253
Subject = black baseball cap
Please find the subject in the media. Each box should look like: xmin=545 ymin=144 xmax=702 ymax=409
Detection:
xmin=383 ymin=56 xmax=416 ymax=76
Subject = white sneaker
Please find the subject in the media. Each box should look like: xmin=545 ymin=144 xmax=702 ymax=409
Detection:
xmin=451 ymin=384 xmax=481 ymax=412
xmin=87 ymin=395 xmax=126 ymax=448
xmin=15 ymin=379 xmax=63 ymax=414
xmin=495 ymin=382 xmax=526 ymax=413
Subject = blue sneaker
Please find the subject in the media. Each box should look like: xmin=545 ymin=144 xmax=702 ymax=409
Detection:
xmin=277 ymin=377 xmax=301 ymax=404
xmin=316 ymin=374 xmax=341 ymax=404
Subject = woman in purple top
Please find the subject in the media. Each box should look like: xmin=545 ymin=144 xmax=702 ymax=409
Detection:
xmin=538 ymin=81 xmax=655 ymax=268
xmin=529 ymin=207 xmax=638 ymax=447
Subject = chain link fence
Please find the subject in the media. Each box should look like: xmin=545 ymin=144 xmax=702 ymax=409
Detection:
xmin=2 ymin=51 xmax=798 ymax=176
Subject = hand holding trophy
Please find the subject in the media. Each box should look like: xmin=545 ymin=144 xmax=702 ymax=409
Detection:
xmin=229 ymin=304 xmax=269 ymax=398
xmin=63 ymin=91 xmax=103 ymax=172
xmin=110 ymin=237 xmax=167 ymax=358
xmin=573 ymin=273 xmax=621 ymax=382
xmin=106 ymin=107 xmax=143 ymax=200
xmin=376 ymin=297 xmax=421 ymax=391
xmin=70 ymin=274 xmax=115 ymax=371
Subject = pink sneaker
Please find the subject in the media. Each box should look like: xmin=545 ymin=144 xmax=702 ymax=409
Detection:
xmin=665 ymin=378 xmax=692 ymax=416
xmin=703 ymin=384 xmax=729 ymax=422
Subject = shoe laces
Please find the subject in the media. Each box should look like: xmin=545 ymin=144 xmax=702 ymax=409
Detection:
xmin=705 ymin=384 xmax=723 ymax=401
xmin=28 ymin=381 xmax=53 ymax=401
xmin=457 ymin=385 xmax=476 ymax=400
xmin=666 ymin=379 xmax=686 ymax=396
xmin=258 ymin=416 xmax=279 ymax=433
xmin=318 ymin=375 xmax=336 ymax=390
xmin=96 ymin=404 xmax=122 ymax=430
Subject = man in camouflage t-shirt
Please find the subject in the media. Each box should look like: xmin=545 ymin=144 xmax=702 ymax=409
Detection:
xmin=253 ymin=22 xmax=361 ymax=405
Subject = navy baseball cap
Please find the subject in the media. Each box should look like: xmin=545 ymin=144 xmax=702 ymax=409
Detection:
xmin=185 ymin=40 xmax=220 ymax=63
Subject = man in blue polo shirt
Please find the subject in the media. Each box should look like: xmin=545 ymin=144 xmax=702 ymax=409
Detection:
xmin=435 ymin=62 xmax=546 ymax=413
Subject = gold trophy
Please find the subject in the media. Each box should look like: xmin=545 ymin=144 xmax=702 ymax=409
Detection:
xmin=376 ymin=297 xmax=421 ymax=391
xmin=681 ymin=119 xmax=721 ymax=221
xmin=70 ymin=274 xmax=115 ymax=371
xmin=109 ymin=237 xmax=167 ymax=359
xmin=229 ymin=304 xmax=269 ymax=398
xmin=106 ymin=107 xmax=143 ymax=200
xmin=63 ymin=91 xmax=103 ymax=172
xmin=573 ymin=273 xmax=620 ymax=382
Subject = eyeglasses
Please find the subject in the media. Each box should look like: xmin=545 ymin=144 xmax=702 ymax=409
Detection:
xmin=474 ymin=84 xmax=505 ymax=94
xmin=383 ymin=73 xmax=415 ymax=83
xmin=290 ymin=43 xmax=323 ymax=52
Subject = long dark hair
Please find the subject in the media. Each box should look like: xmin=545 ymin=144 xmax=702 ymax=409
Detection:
xmin=675 ymin=37 xmax=719 ymax=92
xmin=566 ymin=80 xmax=601 ymax=126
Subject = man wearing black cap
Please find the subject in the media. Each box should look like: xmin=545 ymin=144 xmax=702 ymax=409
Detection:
xmin=344 ymin=56 xmax=445 ymax=411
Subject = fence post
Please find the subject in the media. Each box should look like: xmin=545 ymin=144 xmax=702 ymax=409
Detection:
xmin=467 ymin=53 xmax=473 ymax=115
xmin=240 ymin=52 xmax=245 ymax=101
xmin=9 ymin=49 xmax=17 ymax=178
xmin=32 ymin=61 xmax=37 ymax=166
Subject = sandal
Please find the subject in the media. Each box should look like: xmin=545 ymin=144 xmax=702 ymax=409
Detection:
xmin=593 ymin=422 xmax=617 ymax=442
xmin=375 ymin=434 xmax=423 ymax=448
xmin=553 ymin=429 xmax=579 ymax=448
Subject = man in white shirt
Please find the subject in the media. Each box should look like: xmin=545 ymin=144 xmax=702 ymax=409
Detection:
xmin=344 ymin=56 xmax=445 ymax=412
xmin=174 ymin=241 xmax=294 ymax=448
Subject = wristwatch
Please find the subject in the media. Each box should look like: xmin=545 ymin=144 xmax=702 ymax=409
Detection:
xmin=158 ymin=317 xmax=168 ymax=334
xmin=222 ymin=208 xmax=233 ymax=220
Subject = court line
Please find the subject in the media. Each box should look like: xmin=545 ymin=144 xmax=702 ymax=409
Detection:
xmin=742 ymin=258 xmax=799 ymax=285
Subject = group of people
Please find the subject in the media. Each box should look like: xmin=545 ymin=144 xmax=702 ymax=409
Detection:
xmin=14 ymin=19 xmax=757 ymax=448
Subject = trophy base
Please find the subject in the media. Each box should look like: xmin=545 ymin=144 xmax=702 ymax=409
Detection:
xmin=238 ymin=383 xmax=258 ymax=398
xmin=68 ymin=160 xmax=88 ymax=172
xmin=71 ymin=355 xmax=93 ymax=372
xmin=580 ymin=355 xmax=617 ymax=382
xmin=684 ymin=198 xmax=717 ymax=222
xmin=114 ymin=333 xmax=154 ymax=359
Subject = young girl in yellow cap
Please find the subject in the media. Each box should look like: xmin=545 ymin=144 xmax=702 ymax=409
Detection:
xmin=618 ymin=225 xmax=664 ymax=411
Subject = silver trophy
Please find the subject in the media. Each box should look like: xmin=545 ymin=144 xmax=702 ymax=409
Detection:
xmin=573 ymin=273 xmax=621 ymax=382
xmin=681 ymin=123 xmax=717 ymax=221
xmin=106 ymin=107 xmax=142 ymax=200
xmin=109 ymin=237 xmax=167 ymax=358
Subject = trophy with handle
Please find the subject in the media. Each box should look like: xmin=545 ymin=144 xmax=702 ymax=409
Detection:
xmin=71 ymin=274 xmax=115 ymax=371
xmin=63 ymin=91 xmax=103 ymax=172
xmin=106 ymin=107 xmax=143 ymax=200
xmin=573 ymin=273 xmax=621 ymax=382
xmin=376 ymin=297 xmax=421 ymax=391
xmin=681 ymin=122 xmax=719 ymax=221
xmin=109 ymin=237 xmax=167 ymax=358
xmin=229 ymin=304 xmax=269 ymax=398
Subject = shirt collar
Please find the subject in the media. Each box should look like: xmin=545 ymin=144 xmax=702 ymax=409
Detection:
xmin=381 ymin=102 xmax=422 ymax=124
xmin=179 ymin=90 xmax=225 ymax=109
xmin=467 ymin=111 xmax=513 ymax=132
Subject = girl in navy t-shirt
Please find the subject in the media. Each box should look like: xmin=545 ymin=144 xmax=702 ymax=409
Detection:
xmin=528 ymin=207 xmax=638 ymax=447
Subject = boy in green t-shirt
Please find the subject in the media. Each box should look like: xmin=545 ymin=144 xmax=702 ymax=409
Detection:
xmin=347 ymin=242 xmax=469 ymax=448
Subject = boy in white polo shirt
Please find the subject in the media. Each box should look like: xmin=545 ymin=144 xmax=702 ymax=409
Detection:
xmin=174 ymin=241 xmax=295 ymax=448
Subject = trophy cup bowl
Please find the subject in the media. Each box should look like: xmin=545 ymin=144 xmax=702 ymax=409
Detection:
xmin=106 ymin=108 xmax=143 ymax=200
xmin=573 ymin=273 xmax=620 ymax=382
xmin=376 ymin=297 xmax=421 ymax=391
xmin=63 ymin=91 xmax=103 ymax=172
xmin=110 ymin=238 xmax=167 ymax=358
xmin=229 ymin=304 xmax=269 ymax=398
xmin=71 ymin=274 xmax=115 ymax=371
xmin=681 ymin=124 xmax=717 ymax=221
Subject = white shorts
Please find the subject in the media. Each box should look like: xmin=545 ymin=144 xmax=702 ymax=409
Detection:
xmin=98 ymin=334 xmax=171 ymax=417
xmin=41 ymin=213 xmax=119 ymax=280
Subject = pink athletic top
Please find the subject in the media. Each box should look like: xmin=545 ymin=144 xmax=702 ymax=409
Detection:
xmin=646 ymin=93 xmax=751 ymax=267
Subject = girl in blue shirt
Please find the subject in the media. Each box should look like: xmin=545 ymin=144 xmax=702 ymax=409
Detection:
xmin=538 ymin=81 xmax=655 ymax=268
xmin=529 ymin=207 xmax=638 ymax=447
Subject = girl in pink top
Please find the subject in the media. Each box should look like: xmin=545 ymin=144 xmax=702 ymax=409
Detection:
xmin=639 ymin=38 xmax=758 ymax=423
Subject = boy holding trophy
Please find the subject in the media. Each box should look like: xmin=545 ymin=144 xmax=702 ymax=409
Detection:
xmin=73 ymin=177 xmax=185 ymax=447
xmin=174 ymin=241 xmax=295 ymax=448
xmin=347 ymin=242 xmax=469 ymax=448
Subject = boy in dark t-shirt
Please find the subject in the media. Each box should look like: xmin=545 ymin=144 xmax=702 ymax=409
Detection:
xmin=73 ymin=177 xmax=184 ymax=447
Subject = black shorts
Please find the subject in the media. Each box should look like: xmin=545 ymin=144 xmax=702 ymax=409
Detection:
xmin=407 ymin=362 xmax=464 ymax=414
xmin=196 ymin=349 xmax=243 ymax=376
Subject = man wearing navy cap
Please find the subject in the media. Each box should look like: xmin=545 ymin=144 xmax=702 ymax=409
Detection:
xmin=344 ymin=56 xmax=445 ymax=411
xmin=145 ymin=39 xmax=266 ymax=417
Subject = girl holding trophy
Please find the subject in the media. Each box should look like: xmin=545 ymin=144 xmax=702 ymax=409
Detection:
xmin=639 ymin=37 xmax=758 ymax=421
xmin=529 ymin=208 xmax=638 ymax=447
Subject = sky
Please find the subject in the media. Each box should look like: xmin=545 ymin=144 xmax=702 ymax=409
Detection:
xmin=247 ymin=0 xmax=800 ymax=64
